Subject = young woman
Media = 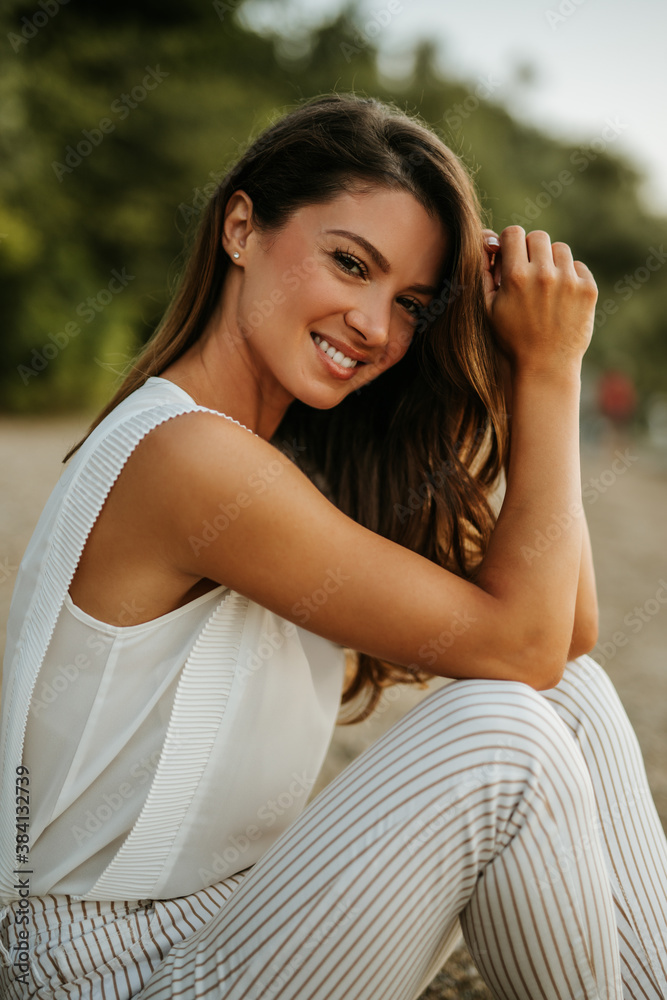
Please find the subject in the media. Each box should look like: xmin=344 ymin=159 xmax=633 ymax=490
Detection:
xmin=1 ymin=93 xmax=666 ymax=1000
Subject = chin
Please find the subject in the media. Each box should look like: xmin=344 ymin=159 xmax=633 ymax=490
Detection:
xmin=293 ymin=386 xmax=355 ymax=410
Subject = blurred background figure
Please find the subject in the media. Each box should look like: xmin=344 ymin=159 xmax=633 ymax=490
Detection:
xmin=596 ymin=368 xmax=638 ymax=451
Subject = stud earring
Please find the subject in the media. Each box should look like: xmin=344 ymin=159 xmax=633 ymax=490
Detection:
xmin=233 ymin=251 xmax=240 ymax=259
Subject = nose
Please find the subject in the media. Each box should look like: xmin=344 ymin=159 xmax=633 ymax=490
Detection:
xmin=344 ymin=297 xmax=392 ymax=349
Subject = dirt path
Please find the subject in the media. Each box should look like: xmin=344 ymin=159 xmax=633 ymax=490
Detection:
xmin=1 ymin=417 xmax=665 ymax=999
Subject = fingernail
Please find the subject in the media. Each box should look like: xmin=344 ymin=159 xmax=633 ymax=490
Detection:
xmin=486 ymin=236 xmax=501 ymax=248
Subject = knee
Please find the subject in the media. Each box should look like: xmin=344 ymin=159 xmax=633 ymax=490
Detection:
xmin=399 ymin=681 xmax=594 ymax=855
xmin=550 ymin=652 xmax=627 ymax=727
xmin=421 ymin=677 xmax=585 ymax=776
xmin=426 ymin=674 xmax=559 ymax=727
xmin=466 ymin=681 xmax=596 ymax=811
xmin=562 ymin=652 xmax=609 ymax=687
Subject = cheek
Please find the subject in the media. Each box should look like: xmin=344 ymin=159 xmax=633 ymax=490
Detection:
xmin=236 ymin=268 xmax=292 ymax=333
xmin=280 ymin=266 xmax=346 ymax=316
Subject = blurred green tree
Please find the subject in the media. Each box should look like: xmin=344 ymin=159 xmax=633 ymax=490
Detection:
xmin=0 ymin=0 xmax=665 ymax=413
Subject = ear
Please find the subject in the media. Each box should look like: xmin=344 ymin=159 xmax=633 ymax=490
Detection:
xmin=222 ymin=190 xmax=255 ymax=263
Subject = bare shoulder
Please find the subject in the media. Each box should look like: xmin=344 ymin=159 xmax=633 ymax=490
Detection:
xmin=131 ymin=406 xmax=339 ymax=567
xmin=126 ymin=404 xmax=294 ymax=521
xmin=144 ymin=407 xmax=320 ymax=501
xmin=125 ymin=407 xmax=295 ymax=508
xmin=120 ymin=406 xmax=538 ymax=685
xmin=135 ymin=407 xmax=273 ymax=472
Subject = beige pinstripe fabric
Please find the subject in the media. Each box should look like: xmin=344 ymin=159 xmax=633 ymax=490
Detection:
xmin=1 ymin=655 xmax=666 ymax=999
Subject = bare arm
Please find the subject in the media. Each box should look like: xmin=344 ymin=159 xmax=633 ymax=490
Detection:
xmin=495 ymin=351 xmax=598 ymax=662
xmin=141 ymin=227 xmax=597 ymax=690
xmin=568 ymin=515 xmax=599 ymax=659
xmin=489 ymin=247 xmax=599 ymax=663
xmin=473 ymin=365 xmax=585 ymax=681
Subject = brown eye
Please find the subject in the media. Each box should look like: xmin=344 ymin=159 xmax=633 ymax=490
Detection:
xmin=397 ymin=296 xmax=423 ymax=318
xmin=333 ymin=249 xmax=368 ymax=279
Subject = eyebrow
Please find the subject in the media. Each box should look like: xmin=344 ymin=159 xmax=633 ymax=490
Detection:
xmin=323 ymin=228 xmax=439 ymax=295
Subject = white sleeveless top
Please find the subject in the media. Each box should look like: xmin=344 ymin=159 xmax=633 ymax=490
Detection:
xmin=0 ymin=377 xmax=346 ymax=904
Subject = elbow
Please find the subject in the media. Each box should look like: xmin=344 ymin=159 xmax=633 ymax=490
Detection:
xmin=567 ymin=611 xmax=600 ymax=661
xmin=508 ymin=628 xmax=573 ymax=691
xmin=520 ymin=604 xmax=600 ymax=689
xmin=516 ymin=653 xmax=567 ymax=692
xmin=518 ymin=618 xmax=599 ymax=691
xmin=470 ymin=610 xmax=600 ymax=692
xmin=527 ymin=659 xmax=567 ymax=691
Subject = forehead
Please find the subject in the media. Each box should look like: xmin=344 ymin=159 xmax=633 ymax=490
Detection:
xmin=285 ymin=185 xmax=449 ymax=282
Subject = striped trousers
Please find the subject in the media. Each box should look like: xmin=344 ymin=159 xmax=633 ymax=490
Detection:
xmin=1 ymin=655 xmax=666 ymax=999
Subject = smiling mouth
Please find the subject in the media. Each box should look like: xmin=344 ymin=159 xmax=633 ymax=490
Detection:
xmin=310 ymin=332 xmax=367 ymax=369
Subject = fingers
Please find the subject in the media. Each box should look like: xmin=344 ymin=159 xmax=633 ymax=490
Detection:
xmin=573 ymin=259 xmax=598 ymax=301
xmin=482 ymin=262 xmax=498 ymax=303
xmin=482 ymin=228 xmax=500 ymax=254
xmin=483 ymin=227 xmax=591 ymax=308
xmin=551 ymin=241 xmax=574 ymax=268
xmin=498 ymin=225 xmax=529 ymax=267
xmin=538 ymin=239 xmax=594 ymax=293
xmin=481 ymin=229 xmax=502 ymax=293
xmin=525 ymin=229 xmax=554 ymax=264
xmin=572 ymin=259 xmax=592 ymax=278
xmin=484 ymin=224 xmax=597 ymax=370
xmin=482 ymin=229 xmax=500 ymax=269
xmin=498 ymin=227 xmax=583 ymax=272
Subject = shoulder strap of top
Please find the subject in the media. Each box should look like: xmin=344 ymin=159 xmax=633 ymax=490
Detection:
xmin=0 ymin=379 xmax=254 ymax=897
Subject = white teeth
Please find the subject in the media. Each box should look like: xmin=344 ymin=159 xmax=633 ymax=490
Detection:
xmin=312 ymin=334 xmax=358 ymax=369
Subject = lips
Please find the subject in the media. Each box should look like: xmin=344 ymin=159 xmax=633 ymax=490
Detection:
xmin=310 ymin=331 xmax=369 ymax=364
xmin=310 ymin=332 xmax=361 ymax=381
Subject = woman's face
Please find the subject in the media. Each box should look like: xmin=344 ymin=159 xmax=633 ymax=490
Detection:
xmin=228 ymin=183 xmax=449 ymax=409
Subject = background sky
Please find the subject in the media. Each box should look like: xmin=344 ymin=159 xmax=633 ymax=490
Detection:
xmin=241 ymin=0 xmax=667 ymax=216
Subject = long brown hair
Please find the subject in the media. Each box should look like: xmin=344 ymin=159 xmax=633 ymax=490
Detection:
xmin=64 ymin=93 xmax=507 ymax=723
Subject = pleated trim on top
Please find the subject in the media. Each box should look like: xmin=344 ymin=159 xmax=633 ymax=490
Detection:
xmin=0 ymin=385 xmax=256 ymax=899
xmin=82 ymin=590 xmax=249 ymax=901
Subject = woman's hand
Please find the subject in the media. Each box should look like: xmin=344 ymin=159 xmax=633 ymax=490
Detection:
xmin=478 ymin=227 xmax=598 ymax=674
xmin=482 ymin=227 xmax=501 ymax=291
xmin=481 ymin=226 xmax=598 ymax=379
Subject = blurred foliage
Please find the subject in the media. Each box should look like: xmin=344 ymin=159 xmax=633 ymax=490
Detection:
xmin=1 ymin=0 xmax=666 ymax=413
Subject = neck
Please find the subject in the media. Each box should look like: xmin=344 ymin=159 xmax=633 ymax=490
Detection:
xmin=159 ymin=274 xmax=294 ymax=441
